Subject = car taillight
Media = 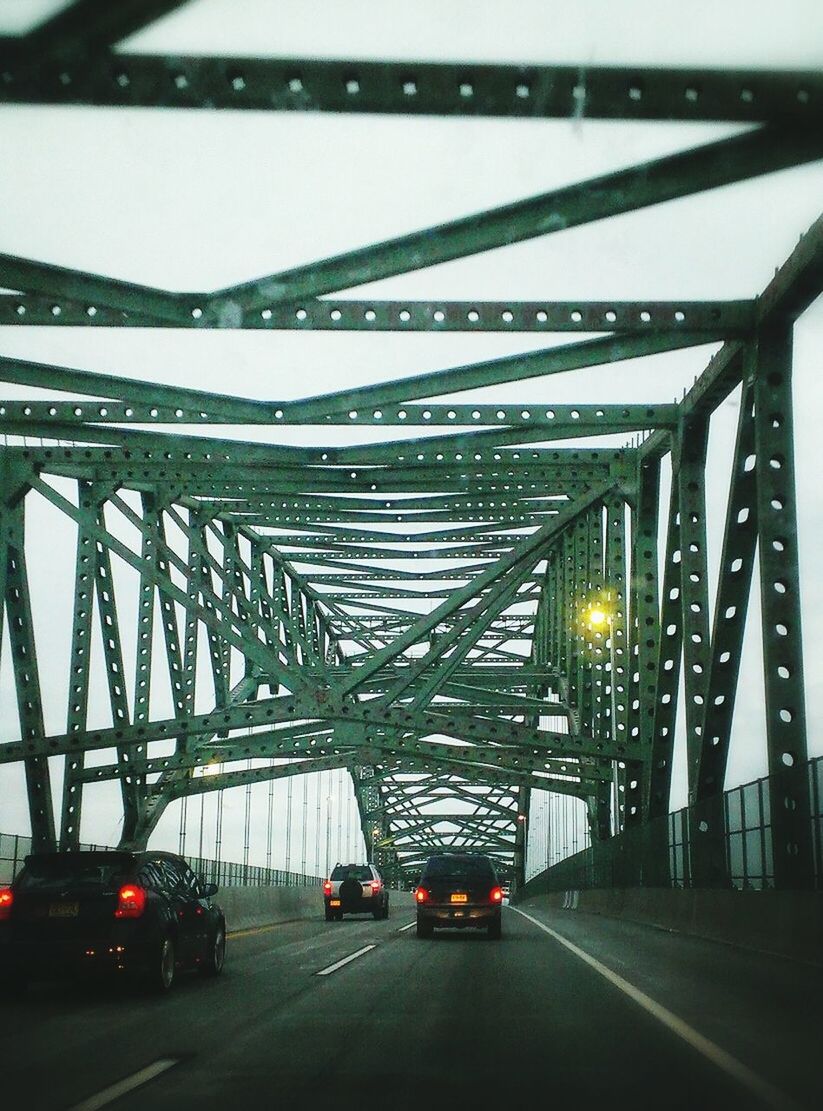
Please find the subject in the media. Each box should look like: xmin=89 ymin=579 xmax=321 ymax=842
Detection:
xmin=114 ymin=884 xmax=146 ymax=918
xmin=323 ymin=880 xmax=332 ymax=896
xmin=370 ymin=881 xmax=381 ymax=893
xmin=490 ymin=886 xmax=503 ymax=904
xmin=0 ymin=887 xmax=13 ymax=920
xmin=415 ymin=886 xmax=429 ymax=904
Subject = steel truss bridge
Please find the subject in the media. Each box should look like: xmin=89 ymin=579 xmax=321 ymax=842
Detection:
xmin=0 ymin=2 xmax=821 ymax=889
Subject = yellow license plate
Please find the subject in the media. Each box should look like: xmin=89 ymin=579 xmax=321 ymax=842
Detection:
xmin=49 ymin=901 xmax=79 ymax=918
xmin=450 ymin=893 xmax=468 ymax=903
xmin=329 ymin=899 xmax=341 ymax=907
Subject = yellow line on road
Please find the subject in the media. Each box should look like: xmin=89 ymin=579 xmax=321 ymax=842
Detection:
xmin=228 ymin=922 xmax=284 ymax=939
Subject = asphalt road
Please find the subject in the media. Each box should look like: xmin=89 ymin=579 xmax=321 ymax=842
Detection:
xmin=2 ymin=899 xmax=821 ymax=1111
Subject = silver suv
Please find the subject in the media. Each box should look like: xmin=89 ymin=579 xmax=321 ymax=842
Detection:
xmin=323 ymin=863 xmax=389 ymax=921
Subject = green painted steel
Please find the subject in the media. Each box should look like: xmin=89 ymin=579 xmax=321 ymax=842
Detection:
xmin=0 ymin=7 xmax=820 ymax=888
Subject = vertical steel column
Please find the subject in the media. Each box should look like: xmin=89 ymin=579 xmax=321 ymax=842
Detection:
xmin=627 ymin=453 xmax=661 ymax=826
xmin=561 ymin=529 xmax=578 ymax=732
xmin=678 ymin=416 xmax=711 ymax=804
xmin=2 ymin=491 xmax=56 ymax=851
xmin=605 ymin=496 xmax=628 ymax=835
xmin=648 ymin=463 xmax=683 ymax=822
xmin=93 ymin=498 xmax=143 ymax=842
xmin=696 ymin=378 xmax=758 ymax=799
xmin=587 ymin=507 xmax=606 ymax=748
xmin=692 ymin=378 xmax=758 ymax=886
xmin=581 ymin=507 xmax=610 ymax=842
xmin=753 ymin=323 xmax=812 ymax=888
xmin=60 ymin=481 xmax=97 ymax=849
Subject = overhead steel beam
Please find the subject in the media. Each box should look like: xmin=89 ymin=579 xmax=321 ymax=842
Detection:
xmin=1 ymin=53 xmax=819 ymax=122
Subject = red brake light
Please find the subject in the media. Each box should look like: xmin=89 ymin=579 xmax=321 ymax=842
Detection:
xmin=323 ymin=880 xmax=332 ymax=895
xmin=114 ymin=884 xmax=146 ymax=919
xmin=371 ymin=881 xmax=380 ymax=893
xmin=490 ymin=886 xmax=503 ymax=904
xmin=415 ymin=886 xmax=429 ymax=904
xmin=0 ymin=887 xmax=13 ymax=920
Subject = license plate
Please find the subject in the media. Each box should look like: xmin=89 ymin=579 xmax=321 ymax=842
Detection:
xmin=329 ymin=899 xmax=341 ymax=907
xmin=450 ymin=893 xmax=468 ymax=903
xmin=49 ymin=901 xmax=79 ymax=918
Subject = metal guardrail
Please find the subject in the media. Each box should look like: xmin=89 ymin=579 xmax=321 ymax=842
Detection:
xmin=0 ymin=833 xmax=322 ymax=889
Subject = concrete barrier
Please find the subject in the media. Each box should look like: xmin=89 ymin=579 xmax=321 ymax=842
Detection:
xmin=217 ymin=885 xmax=322 ymax=932
xmin=217 ymin=884 xmax=414 ymax=933
xmin=517 ymin=887 xmax=823 ymax=966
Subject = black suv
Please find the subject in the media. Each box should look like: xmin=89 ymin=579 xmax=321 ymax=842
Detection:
xmin=415 ymin=852 xmax=504 ymax=939
xmin=323 ymin=862 xmax=389 ymax=920
xmin=0 ymin=849 xmax=226 ymax=993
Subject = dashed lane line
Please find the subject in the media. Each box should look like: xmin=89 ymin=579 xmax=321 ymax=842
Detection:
xmin=68 ymin=1058 xmax=179 ymax=1111
xmin=316 ymin=944 xmax=377 ymax=976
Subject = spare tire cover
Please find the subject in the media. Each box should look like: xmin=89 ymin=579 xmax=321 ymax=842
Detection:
xmin=340 ymin=877 xmax=362 ymax=902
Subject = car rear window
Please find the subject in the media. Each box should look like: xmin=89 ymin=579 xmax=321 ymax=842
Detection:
xmin=422 ymin=856 xmax=496 ymax=881
xmin=17 ymin=854 xmax=132 ymax=893
xmin=331 ymin=864 xmax=372 ymax=881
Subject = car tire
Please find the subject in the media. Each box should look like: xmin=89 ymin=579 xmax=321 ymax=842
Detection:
xmin=152 ymin=935 xmax=176 ymax=993
xmin=324 ymin=908 xmax=335 ymax=921
xmin=416 ymin=919 xmax=433 ymax=939
xmin=383 ymin=900 xmax=390 ymax=919
xmin=200 ymin=925 xmax=226 ymax=975
xmin=487 ymin=918 xmax=502 ymax=940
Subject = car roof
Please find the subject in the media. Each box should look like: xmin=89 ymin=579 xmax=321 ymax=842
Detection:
xmin=22 ymin=849 xmax=188 ymax=867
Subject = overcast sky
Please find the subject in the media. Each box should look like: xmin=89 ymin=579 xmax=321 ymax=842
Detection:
xmin=0 ymin=0 xmax=821 ymax=869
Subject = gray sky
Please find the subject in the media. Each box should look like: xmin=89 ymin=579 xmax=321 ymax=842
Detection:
xmin=0 ymin=0 xmax=821 ymax=867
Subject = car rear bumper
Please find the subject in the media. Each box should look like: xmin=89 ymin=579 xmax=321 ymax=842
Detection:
xmin=0 ymin=932 xmax=158 ymax=980
xmin=325 ymin=896 xmax=379 ymax=914
xmin=417 ymin=906 xmax=500 ymax=929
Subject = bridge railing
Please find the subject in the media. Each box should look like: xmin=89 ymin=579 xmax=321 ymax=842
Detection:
xmin=521 ymin=754 xmax=823 ymax=895
xmin=0 ymin=833 xmax=322 ymax=889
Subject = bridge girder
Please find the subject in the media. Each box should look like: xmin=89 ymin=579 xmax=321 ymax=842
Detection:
xmin=0 ymin=4 xmax=820 ymax=888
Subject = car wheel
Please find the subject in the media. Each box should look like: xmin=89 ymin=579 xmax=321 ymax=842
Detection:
xmin=324 ymin=908 xmax=335 ymax=921
xmin=416 ymin=919 xmax=433 ymax=939
xmin=152 ymin=935 xmax=176 ymax=992
xmin=200 ymin=925 xmax=226 ymax=975
xmin=383 ymin=900 xmax=390 ymax=920
xmin=487 ymin=918 xmax=502 ymax=940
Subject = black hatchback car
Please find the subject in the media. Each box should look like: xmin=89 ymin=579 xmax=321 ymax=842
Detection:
xmin=0 ymin=849 xmax=226 ymax=993
xmin=415 ymin=852 xmax=504 ymax=939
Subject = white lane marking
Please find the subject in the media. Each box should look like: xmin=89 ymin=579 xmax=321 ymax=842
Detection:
xmin=316 ymin=943 xmax=377 ymax=976
xmin=514 ymin=909 xmax=802 ymax=1111
xmin=68 ymin=1058 xmax=178 ymax=1111
xmin=397 ymin=920 xmax=416 ymax=933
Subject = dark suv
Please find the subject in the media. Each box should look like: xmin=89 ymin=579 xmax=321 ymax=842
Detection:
xmin=323 ymin=862 xmax=389 ymax=920
xmin=415 ymin=852 xmax=504 ymax=939
xmin=0 ymin=849 xmax=226 ymax=993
